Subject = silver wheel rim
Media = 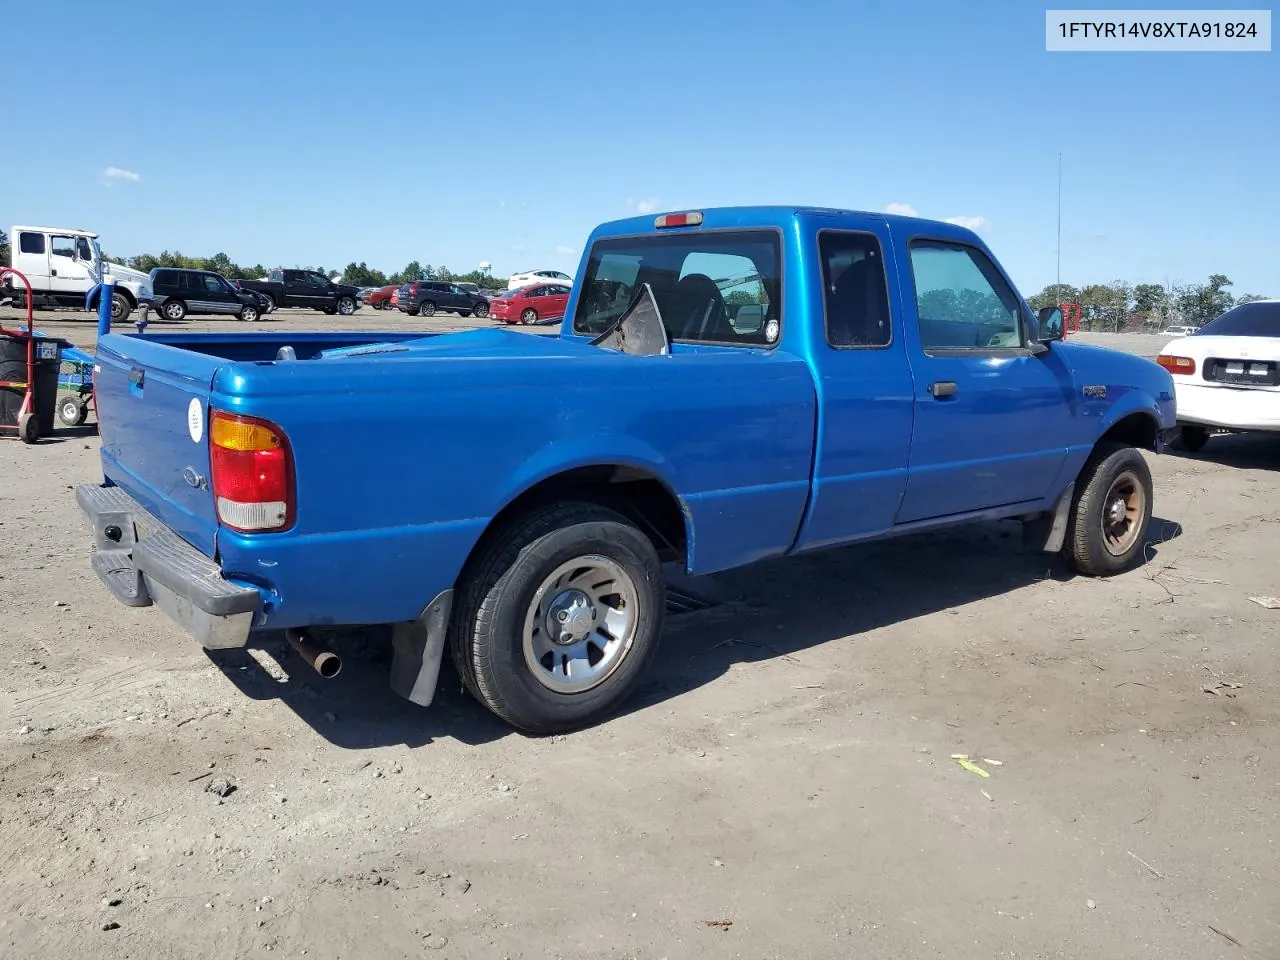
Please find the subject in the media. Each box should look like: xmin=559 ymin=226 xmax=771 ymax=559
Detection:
xmin=339 ymin=299 xmax=353 ymax=315
xmin=522 ymin=556 xmax=639 ymax=694
xmin=165 ymin=303 xmax=183 ymax=319
xmin=111 ymin=298 xmax=123 ymax=319
xmin=244 ymin=308 xmax=257 ymax=321
xmin=523 ymin=310 xmax=535 ymax=323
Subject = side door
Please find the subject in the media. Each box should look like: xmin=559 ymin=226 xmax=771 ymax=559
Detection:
xmin=547 ymin=284 xmax=570 ymax=318
xmin=48 ymin=234 xmax=95 ymax=294
xmin=282 ymin=270 xmax=313 ymax=307
xmin=14 ymin=230 xmax=52 ymax=290
xmin=894 ymin=236 xmax=1077 ymax=523
xmin=202 ymin=273 xmax=240 ymax=313
xmin=444 ymin=283 xmax=468 ymax=311
xmin=792 ymin=225 xmax=916 ymax=551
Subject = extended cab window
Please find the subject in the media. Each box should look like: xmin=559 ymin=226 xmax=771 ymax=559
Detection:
xmin=909 ymin=240 xmax=1023 ymax=351
xmin=819 ymin=231 xmax=891 ymax=348
xmin=573 ymin=230 xmax=780 ymax=346
xmin=19 ymin=232 xmax=45 ymax=255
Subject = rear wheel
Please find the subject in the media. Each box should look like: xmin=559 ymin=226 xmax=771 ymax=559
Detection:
xmin=1061 ymin=442 xmax=1153 ymax=577
xmin=520 ymin=308 xmax=537 ymax=325
xmin=420 ymin=301 xmax=437 ymax=317
xmin=1175 ymin=424 xmax=1210 ymax=453
xmin=58 ymin=396 xmax=88 ymax=427
xmin=450 ymin=501 xmax=665 ymax=734
xmin=472 ymin=302 xmax=489 ymax=319
xmin=162 ymin=299 xmax=187 ymax=321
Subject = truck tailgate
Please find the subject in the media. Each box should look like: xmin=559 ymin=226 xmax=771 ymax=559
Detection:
xmin=94 ymin=335 xmax=222 ymax=558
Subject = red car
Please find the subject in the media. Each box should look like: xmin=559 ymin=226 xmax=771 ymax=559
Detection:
xmin=366 ymin=284 xmax=399 ymax=309
xmin=490 ymin=283 xmax=571 ymax=325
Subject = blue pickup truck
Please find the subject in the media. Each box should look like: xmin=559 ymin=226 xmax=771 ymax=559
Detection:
xmin=76 ymin=206 xmax=1176 ymax=733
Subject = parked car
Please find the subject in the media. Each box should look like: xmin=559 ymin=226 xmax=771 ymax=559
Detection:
xmin=490 ymin=283 xmax=571 ymax=324
xmin=237 ymin=268 xmax=363 ymax=315
xmin=149 ymin=268 xmax=267 ymax=322
xmin=364 ymin=284 xmax=399 ymax=309
xmin=1157 ymin=299 xmax=1280 ymax=452
xmin=507 ymin=269 xmax=573 ymax=290
xmin=75 ymin=204 xmax=1175 ymax=735
xmin=396 ymin=280 xmax=489 ymax=318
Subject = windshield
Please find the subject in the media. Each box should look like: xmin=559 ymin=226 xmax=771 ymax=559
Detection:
xmin=1194 ymin=301 xmax=1280 ymax=338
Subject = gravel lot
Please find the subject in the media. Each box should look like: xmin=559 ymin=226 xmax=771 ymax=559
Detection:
xmin=3 ymin=305 xmax=1278 ymax=959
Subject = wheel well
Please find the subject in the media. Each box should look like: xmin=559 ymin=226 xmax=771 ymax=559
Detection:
xmin=1100 ymin=412 xmax=1158 ymax=451
xmin=472 ymin=466 xmax=689 ymax=568
xmin=89 ymin=287 xmax=138 ymax=307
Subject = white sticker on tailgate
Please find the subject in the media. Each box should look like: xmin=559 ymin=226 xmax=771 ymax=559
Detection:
xmin=188 ymin=397 xmax=204 ymax=443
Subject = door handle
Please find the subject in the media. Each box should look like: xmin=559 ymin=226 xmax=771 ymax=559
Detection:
xmin=928 ymin=381 xmax=957 ymax=398
xmin=51 ymin=269 xmax=57 ymax=276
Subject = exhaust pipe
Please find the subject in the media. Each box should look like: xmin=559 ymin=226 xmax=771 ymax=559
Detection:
xmin=285 ymin=628 xmax=342 ymax=679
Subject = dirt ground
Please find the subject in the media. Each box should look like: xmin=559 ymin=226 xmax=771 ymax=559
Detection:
xmin=2 ymin=307 xmax=1279 ymax=959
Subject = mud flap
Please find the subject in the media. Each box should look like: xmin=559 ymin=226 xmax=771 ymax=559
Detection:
xmin=1022 ymin=482 xmax=1075 ymax=554
xmin=389 ymin=589 xmax=453 ymax=707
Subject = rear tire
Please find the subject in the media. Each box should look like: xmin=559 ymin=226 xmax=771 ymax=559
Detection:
xmin=449 ymin=501 xmax=665 ymax=734
xmin=472 ymin=302 xmax=489 ymax=319
xmin=1175 ymin=424 xmax=1210 ymax=453
xmin=420 ymin=301 xmax=437 ymax=317
xmin=162 ymin=299 xmax=187 ymax=321
xmin=520 ymin=308 xmax=537 ymax=325
xmin=58 ymin=396 xmax=87 ymax=427
xmin=1061 ymin=442 xmax=1153 ymax=577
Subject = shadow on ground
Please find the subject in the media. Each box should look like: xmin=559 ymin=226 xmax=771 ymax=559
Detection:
xmin=1168 ymin=432 xmax=1280 ymax=471
xmin=207 ymin=516 xmax=1181 ymax=748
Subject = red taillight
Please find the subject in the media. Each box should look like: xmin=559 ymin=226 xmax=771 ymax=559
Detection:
xmin=654 ymin=211 xmax=704 ymax=228
xmin=1157 ymin=354 xmax=1196 ymax=375
xmin=209 ymin=410 xmax=295 ymax=532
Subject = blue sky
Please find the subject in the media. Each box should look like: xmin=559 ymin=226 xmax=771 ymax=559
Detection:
xmin=3 ymin=0 xmax=1274 ymax=296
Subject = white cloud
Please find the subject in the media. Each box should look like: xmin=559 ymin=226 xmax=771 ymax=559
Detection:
xmin=884 ymin=202 xmax=918 ymax=217
xmin=555 ymin=245 xmax=576 ymax=255
xmin=103 ymin=166 xmax=140 ymax=182
xmin=628 ymin=197 xmax=660 ymax=215
xmin=944 ymin=215 xmax=989 ymax=231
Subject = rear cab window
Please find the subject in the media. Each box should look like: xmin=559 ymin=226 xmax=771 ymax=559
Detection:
xmin=19 ymin=232 xmax=45 ymax=255
xmin=572 ymin=229 xmax=781 ymax=347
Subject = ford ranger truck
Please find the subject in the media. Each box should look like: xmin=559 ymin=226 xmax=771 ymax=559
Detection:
xmin=75 ymin=206 xmax=1177 ymax=734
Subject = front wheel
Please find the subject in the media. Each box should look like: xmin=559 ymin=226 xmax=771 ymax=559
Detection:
xmin=336 ymin=296 xmax=356 ymax=316
xmin=240 ymin=304 xmax=260 ymax=322
xmin=449 ymin=502 xmax=665 ymax=734
xmin=1061 ymin=442 xmax=1153 ymax=576
xmin=111 ymin=292 xmax=132 ymax=323
xmin=1174 ymin=424 xmax=1210 ymax=453
xmin=263 ymin=294 xmax=277 ymax=312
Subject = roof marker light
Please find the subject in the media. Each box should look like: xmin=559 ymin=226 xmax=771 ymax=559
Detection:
xmin=654 ymin=211 xmax=704 ymax=229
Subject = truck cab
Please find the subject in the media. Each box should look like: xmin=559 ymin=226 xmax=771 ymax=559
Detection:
xmin=5 ymin=225 xmax=152 ymax=323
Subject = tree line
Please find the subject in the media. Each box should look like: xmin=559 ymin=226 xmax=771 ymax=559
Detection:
xmin=0 ymin=230 xmax=1267 ymax=327
xmin=1026 ymin=274 xmax=1267 ymax=331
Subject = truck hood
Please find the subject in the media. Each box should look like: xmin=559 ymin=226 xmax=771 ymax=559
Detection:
xmin=102 ymin=262 xmax=151 ymax=285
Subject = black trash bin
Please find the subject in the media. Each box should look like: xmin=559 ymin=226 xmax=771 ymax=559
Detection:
xmin=1 ymin=333 xmax=67 ymax=438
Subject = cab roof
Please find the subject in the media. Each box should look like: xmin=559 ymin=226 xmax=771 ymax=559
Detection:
xmin=13 ymin=225 xmax=98 ymax=238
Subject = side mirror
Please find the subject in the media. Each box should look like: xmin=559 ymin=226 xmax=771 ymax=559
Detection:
xmin=1036 ymin=306 xmax=1064 ymax=342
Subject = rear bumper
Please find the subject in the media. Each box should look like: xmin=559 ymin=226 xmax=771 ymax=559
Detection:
xmin=1174 ymin=382 xmax=1280 ymax=432
xmin=76 ymin=484 xmax=260 ymax=649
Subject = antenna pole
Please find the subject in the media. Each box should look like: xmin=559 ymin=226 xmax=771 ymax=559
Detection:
xmin=1056 ymin=152 xmax=1062 ymax=296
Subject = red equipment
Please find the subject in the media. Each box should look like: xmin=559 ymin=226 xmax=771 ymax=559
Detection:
xmin=1059 ymin=302 xmax=1081 ymax=338
xmin=0 ymin=266 xmax=40 ymax=443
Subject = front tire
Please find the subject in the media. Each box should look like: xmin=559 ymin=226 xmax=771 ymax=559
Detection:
xmin=449 ymin=502 xmax=665 ymax=734
xmin=1175 ymin=424 xmax=1210 ymax=453
xmin=240 ymin=304 xmax=260 ymax=322
xmin=336 ymin=296 xmax=356 ymax=316
xmin=263 ymin=294 xmax=277 ymax=312
xmin=1061 ymin=442 xmax=1153 ymax=576
xmin=111 ymin=292 xmax=132 ymax=323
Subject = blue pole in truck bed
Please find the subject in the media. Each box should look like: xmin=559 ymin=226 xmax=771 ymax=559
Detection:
xmin=93 ymin=280 xmax=114 ymax=338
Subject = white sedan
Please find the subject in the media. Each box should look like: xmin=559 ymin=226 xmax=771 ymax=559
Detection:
xmin=508 ymin=269 xmax=573 ymax=291
xmin=1157 ymin=299 xmax=1280 ymax=452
